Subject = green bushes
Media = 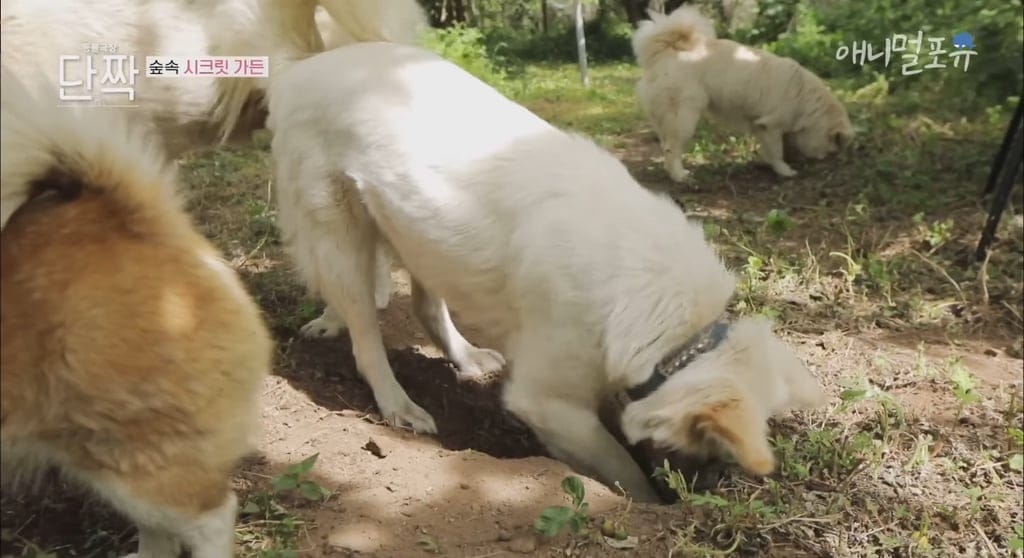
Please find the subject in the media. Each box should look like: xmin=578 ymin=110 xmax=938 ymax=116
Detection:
xmin=480 ymin=17 xmax=636 ymax=65
xmin=422 ymin=25 xmax=509 ymax=88
xmin=422 ymin=1 xmax=1021 ymax=113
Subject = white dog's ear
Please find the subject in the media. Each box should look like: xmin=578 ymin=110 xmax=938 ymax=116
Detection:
xmin=730 ymin=316 xmax=826 ymax=412
xmin=786 ymin=361 xmax=830 ymax=411
xmin=620 ymin=378 xmax=776 ymax=476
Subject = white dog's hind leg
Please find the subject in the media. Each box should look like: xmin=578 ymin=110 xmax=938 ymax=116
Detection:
xmin=321 ymin=239 xmax=437 ymax=432
xmin=410 ymin=279 xmax=505 ymax=381
xmin=754 ymin=125 xmax=796 ymax=177
xmin=659 ymin=107 xmax=702 ymax=182
xmin=301 ymin=244 xmax=393 ymax=339
xmin=301 ymin=306 xmax=347 ymax=338
xmin=373 ymin=242 xmax=393 ymax=310
xmin=278 ymin=159 xmax=436 ymax=432
xmin=311 ymin=187 xmax=436 ymax=432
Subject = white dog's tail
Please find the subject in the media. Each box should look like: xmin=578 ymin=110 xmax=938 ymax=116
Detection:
xmin=631 ymin=5 xmax=717 ymax=66
xmin=213 ymin=0 xmax=429 ymax=144
xmin=316 ymin=0 xmax=430 ymax=49
xmin=0 ymin=68 xmax=185 ymax=232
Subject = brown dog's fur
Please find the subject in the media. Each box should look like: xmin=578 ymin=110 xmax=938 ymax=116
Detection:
xmin=0 ymin=73 xmax=272 ymax=557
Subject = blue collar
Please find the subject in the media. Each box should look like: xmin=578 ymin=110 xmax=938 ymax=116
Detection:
xmin=623 ymin=320 xmax=731 ymax=401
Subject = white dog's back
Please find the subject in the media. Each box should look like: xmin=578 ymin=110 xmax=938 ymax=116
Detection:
xmin=268 ymin=42 xmax=734 ymax=347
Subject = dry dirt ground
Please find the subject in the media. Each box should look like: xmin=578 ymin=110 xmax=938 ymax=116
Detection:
xmin=2 ymin=110 xmax=1023 ymax=557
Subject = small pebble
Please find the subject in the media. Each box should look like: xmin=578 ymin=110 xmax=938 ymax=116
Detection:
xmin=508 ymin=535 xmax=537 ymax=553
xmin=497 ymin=530 xmax=512 ymax=542
xmin=958 ymin=415 xmax=981 ymax=427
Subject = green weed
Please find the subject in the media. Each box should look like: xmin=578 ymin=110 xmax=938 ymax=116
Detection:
xmin=535 ymin=476 xmax=591 ymax=538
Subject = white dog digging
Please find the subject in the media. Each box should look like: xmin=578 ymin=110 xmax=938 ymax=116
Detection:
xmin=632 ymin=6 xmax=855 ymax=180
xmin=268 ymin=42 xmax=828 ymax=502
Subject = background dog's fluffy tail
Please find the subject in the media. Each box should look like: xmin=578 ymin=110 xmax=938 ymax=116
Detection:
xmin=631 ymin=6 xmax=717 ymax=66
xmin=0 ymin=68 xmax=185 ymax=231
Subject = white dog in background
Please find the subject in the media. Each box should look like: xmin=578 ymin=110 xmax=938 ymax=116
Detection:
xmin=632 ymin=5 xmax=855 ymax=181
xmin=267 ymin=42 xmax=828 ymax=500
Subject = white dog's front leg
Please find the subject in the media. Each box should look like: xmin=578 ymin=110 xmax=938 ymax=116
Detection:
xmin=504 ymin=381 xmax=659 ymax=503
xmin=411 ymin=279 xmax=505 ymax=381
xmin=754 ymin=125 xmax=796 ymax=177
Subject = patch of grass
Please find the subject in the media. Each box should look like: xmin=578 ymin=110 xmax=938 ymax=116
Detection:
xmin=948 ymin=360 xmax=983 ymax=419
xmin=654 ymin=463 xmax=783 ymax=555
xmin=502 ymin=62 xmax=644 ymax=146
xmin=535 ymin=475 xmax=638 ymax=552
xmin=236 ymin=454 xmax=331 ymax=557
xmin=535 ymin=476 xmax=591 ymax=538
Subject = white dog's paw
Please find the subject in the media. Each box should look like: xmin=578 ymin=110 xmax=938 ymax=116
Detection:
xmin=452 ymin=347 xmax=506 ymax=381
xmin=376 ymin=393 xmax=437 ymax=434
xmin=300 ymin=311 xmax=346 ymax=338
xmin=771 ymin=163 xmax=798 ymax=178
xmin=374 ymin=285 xmax=392 ymax=310
xmin=666 ymin=161 xmax=691 ymax=183
xmin=374 ymin=270 xmax=393 ymax=310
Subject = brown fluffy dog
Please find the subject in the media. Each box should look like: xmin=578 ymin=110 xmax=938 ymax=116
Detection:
xmin=0 ymin=71 xmax=273 ymax=558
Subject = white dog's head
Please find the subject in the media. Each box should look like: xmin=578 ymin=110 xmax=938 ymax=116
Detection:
xmin=785 ymin=84 xmax=856 ymax=161
xmin=620 ymin=316 xmax=828 ymax=476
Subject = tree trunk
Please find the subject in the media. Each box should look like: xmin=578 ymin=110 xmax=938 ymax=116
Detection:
xmin=665 ymin=0 xmax=688 ymax=12
xmin=574 ymin=0 xmax=590 ymax=88
xmin=452 ymin=0 xmax=466 ymax=24
xmin=431 ymin=0 xmax=469 ymax=28
xmin=620 ymin=0 xmax=644 ymax=26
xmin=540 ymin=0 xmax=549 ymax=34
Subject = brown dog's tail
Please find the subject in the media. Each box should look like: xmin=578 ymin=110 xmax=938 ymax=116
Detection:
xmin=0 ymin=67 xmax=187 ymax=234
xmin=631 ymin=5 xmax=718 ymax=66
